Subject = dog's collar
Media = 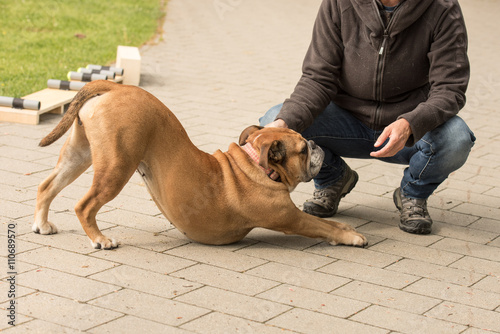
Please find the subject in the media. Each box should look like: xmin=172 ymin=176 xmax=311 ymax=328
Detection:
xmin=241 ymin=143 xmax=281 ymax=182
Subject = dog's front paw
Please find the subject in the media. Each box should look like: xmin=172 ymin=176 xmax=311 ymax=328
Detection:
xmin=32 ymin=221 xmax=58 ymax=235
xmin=350 ymin=232 xmax=368 ymax=247
xmin=329 ymin=230 xmax=368 ymax=247
xmin=91 ymin=236 xmax=119 ymax=250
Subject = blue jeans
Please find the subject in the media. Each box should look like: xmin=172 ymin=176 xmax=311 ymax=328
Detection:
xmin=260 ymin=102 xmax=476 ymax=199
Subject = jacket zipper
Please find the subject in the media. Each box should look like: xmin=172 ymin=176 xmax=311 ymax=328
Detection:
xmin=373 ymin=0 xmax=399 ymax=128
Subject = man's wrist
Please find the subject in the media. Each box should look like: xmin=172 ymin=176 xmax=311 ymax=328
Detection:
xmin=265 ymin=119 xmax=288 ymax=128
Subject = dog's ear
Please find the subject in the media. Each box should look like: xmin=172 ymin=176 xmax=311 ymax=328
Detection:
xmin=239 ymin=125 xmax=263 ymax=146
xmin=259 ymin=140 xmax=285 ymax=169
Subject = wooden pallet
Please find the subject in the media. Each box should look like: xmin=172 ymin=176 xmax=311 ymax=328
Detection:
xmin=0 ymin=89 xmax=77 ymax=125
xmin=0 ymin=76 xmax=123 ymax=125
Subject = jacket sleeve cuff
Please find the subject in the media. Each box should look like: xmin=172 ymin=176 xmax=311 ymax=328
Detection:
xmin=276 ymin=100 xmax=315 ymax=133
xmin=397 ymin=104 xmax=437 ymax=146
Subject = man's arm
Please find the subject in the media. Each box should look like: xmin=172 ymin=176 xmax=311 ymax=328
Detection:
xmin=397 ymin=1 xmax=469 ymax=145
xmin=275 ymin=0 xmax=343 ymax=132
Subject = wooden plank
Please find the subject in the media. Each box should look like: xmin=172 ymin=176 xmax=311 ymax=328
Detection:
xmin=0 ymin=88 xmax=77 ymax=124
xmin=0 ymin=77 xmax=122 ymax=125
xmin=24 ymin=89 xmax=77 ymax=113
xmin=0 ymin=107 xmax=40 ymax=125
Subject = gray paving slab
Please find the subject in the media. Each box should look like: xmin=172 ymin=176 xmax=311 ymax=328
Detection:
xmin=1 ymin=0 xmax=499 ymax=332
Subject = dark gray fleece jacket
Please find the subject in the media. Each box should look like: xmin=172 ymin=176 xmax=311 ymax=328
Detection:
xmin=277 ymin=0 xmax=469 ymax=145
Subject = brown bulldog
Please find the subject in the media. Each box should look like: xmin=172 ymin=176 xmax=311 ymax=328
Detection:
xmin=33 ymin=81 xmax=367 ymax=249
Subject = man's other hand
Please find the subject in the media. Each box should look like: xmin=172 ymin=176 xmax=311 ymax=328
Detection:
xmin=370 ymin=118 xmax=412 ymax=158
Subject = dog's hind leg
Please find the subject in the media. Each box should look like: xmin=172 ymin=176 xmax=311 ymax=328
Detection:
xmin=33 ymin=124 xmax=92 ymax=235
xmin=74 ymin=155 xmax=139 ymax=249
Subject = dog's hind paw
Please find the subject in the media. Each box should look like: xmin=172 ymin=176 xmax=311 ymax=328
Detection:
xmin=91 ymin=236 xmax=119 ymax=250
xmin=32 ymin=221 xmax=58 ymax=235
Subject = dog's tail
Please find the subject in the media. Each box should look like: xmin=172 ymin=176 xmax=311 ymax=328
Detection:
xmin=39 ymin=80 xmax=115 ymax=147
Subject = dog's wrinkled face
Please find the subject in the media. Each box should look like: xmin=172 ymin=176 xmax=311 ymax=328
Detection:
xmin=239 ymin=126 xmax=325 ymax=191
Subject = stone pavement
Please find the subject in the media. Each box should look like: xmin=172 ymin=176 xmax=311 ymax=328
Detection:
xmin=1 ymin=0 xmax=499 ymax=332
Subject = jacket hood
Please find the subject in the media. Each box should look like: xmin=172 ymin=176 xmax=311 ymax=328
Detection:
xmin=350 ymin=0 xmax=434 ymax=36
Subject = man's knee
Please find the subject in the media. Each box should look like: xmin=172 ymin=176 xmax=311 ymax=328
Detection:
xmin=439 ymin=117 xmax=475 ymax=152
xmin=426 ymin=116 xmax=475 ymax=170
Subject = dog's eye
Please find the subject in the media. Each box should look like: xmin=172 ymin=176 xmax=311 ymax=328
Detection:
xmin=300 ymin=146 xmax=308 ymax=155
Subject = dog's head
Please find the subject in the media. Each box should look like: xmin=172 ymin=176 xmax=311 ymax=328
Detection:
xmin=239 ymin=126 xmax=324 ymax=191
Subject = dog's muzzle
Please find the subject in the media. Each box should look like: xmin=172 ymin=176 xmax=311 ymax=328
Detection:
xmin=306 ymin=140 xmax=324 ymax=181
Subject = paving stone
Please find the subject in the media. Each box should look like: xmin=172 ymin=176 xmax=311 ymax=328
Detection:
xmin=471 ymin=275 xmax=500 ymax=294
xmin=341 ymin=204 xmax=400 ymax=227
xmin=0 ymin=319 xmax=82 ymax=333
xmin=245 ymin=262 xmax=351 ymax=292
xmin=8 ymin=292 xmax=122 ymax=331
xmin=0 ymin=147 xmax=52 ymax=163
xmin=89 ymin=289 xmax=209 ymax=326
xmin=0 ymin=157 xmax=50 ymax=177
xmin=0 ymin=199 xmax=35 ymax=220
xmin=105 ymin=195 xmax=161 ymax=216
xmin=0 ymin=234 xmax=42 ymax=256
xmin=460 ymin=327 xmax=500 ymax=334
xmin=257 ymin=284 xmax=369 ymax=318
xmin=368 ymin=239 xmax=464 ymax=266
xmin=450 ymin=256 xmax=500 ymax=277
xmin=432 ymin=222 xmax=499 ymax=244
xmin=334 ymin=281 xmax=441 ymax=314
xmin=1 ymin=218 xmax=34 ymax=237
xmin=96 ymin=209 xmax=172 ymax=233
xmin=306 ymin=241 xmax=401 ymax=268
xmin=267 ymin=308 xmax=389 ymax=334
xmin=0 ymin=281 xmax=36 ymax=303
xmin=351 ymin=305 xmax=467 ymax=334
xmin=17 ymin=247 xmax=119 ymax=276
xmin=235 ymin=243 xmax=334 ymax=270
xmin=16 ymin=268 xmax=120 ymax=302
xmin=180 ymin=312 xmax=294 ymax=334
xmin=489 ymin=237 xmax=500 ymax=248
xmin=1 ymin=260 xmax=39 ymax=280
xmin=342 ymin=193 xmax=398 ymax=217
xmin=100 ymin=226 xmax=186 ymax=252
xmin=431 ymin=238 xmax=500 ymax=262
xmin=88 ymin=265 xmax=201 ymax=299
xmin=246 ymin=228 xmax=322 ymax=250
xmin=452 ymin=203 xmax=500 ymax=221
xmin=88 ymin=315 xmax=195 ymax=334
xmin=0 ymin=185 xmax=37 ymax=203
xmin=404 ymin=278 xmax=500 ymax=310
xmin=437 ymin=188 xmax=500 ymax=209
xmin=319 ymin=260 xmax=419 ymax=289
xmin=19 ymin=230 xmax=100 ymax=255
xmin=386 ymin=258 xmax=485 ymax=287
xmin=175 ymin=286 xmax=291 ymax=322
xmin=357 ymin=221 xmax=443 ymax=247
xmin=429 ymin=207 xmax=480 ymax=227
xmin=425 ymin=302 xmax=500 ymax=332
xmin=90 ymin=245 xmax=196 ymax=274
xmin=165 ymin=243 xmax=267 ymax=272
xmin=171 ymin=263 xmax=279 ymax=296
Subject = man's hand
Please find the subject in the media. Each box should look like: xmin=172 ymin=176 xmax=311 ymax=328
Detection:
xmin=265 ymin=119 xmax=288 ymax=128
xmin=370 ymin=118 xmax=412 ymax=158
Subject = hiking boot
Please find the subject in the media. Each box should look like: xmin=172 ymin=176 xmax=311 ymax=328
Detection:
xmin=303 ymin=165 xmax=358 ymax=218
xmin=393 ymin=187 xmax=432 ymax=234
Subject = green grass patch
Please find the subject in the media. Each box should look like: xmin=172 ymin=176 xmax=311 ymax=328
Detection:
xmin=0 ymin=0 xmax=165 ymax=97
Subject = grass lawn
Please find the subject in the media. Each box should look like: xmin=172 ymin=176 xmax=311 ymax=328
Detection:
xmin=0 ymin=0 xmax=165 ymax=98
